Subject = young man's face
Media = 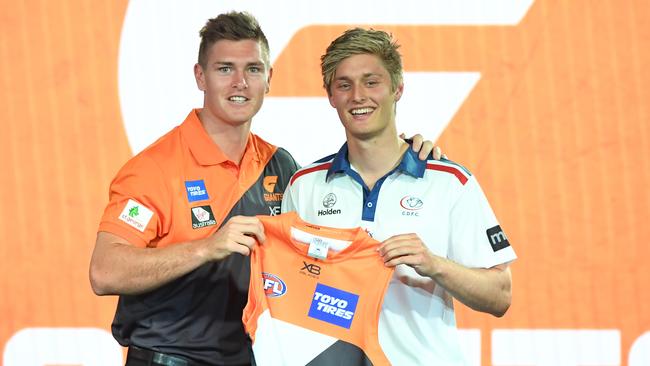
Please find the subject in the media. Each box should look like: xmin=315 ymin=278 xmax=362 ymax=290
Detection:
xmin=328 ymin=53 xmax=403 ymax=141
xmin=194 ymin=39 xmax=271 ymax=128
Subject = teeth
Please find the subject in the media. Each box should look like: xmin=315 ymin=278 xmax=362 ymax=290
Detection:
xmin=229 ymin=96 xmax=248 ymax=103
xmin=351 ymin=107 xmax=373 ymax=115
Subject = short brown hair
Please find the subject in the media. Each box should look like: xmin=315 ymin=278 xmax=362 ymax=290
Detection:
xmin=198 ymin=11 xmax=270 ymax=68
xmin=321 ymin=28 xmax=403 ymax=95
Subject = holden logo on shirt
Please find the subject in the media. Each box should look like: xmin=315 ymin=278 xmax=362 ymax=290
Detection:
xmin=319 ymin=193 xmax=341 ymax=216
xmin=400 ymin=195 xmax=424 ymax=217
xmin=323 ymin=193 xmax=337 ymax=208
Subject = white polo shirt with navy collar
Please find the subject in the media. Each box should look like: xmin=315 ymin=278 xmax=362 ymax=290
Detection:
xmin=281 ymin=143 xmax=517 ymax=366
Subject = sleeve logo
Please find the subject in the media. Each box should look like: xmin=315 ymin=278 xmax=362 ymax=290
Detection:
xmin=486 ymin=225 xmax=510 ymax=251
xmin=184 ymin=180 xmax=209 ymax=202
xmin=118 ymin=199 xmax=153 ymax=232
xmin=308 ymin=283 xmax=358 ymax=329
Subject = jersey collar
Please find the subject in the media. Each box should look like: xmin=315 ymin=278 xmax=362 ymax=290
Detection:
xmin=326 ymin=142 xmax=426 ymax=180
xmin=180 ymin=109 xmax=260 ymax=166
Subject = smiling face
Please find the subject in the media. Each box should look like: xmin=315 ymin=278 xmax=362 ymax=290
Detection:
xmin=328 ymin=53 xmax=403 ymax=141
xmin=194 ymin=39 xmax=271 ymax=129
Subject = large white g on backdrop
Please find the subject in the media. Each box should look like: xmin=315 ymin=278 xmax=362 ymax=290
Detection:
xmin=118 ymin=0 xmax=532 ymax=164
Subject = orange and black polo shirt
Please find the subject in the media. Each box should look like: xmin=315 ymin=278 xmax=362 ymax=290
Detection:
xmin=98 ymin=109 xmax=299 ymax=365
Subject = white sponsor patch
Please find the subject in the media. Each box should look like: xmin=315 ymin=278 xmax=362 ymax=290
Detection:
xmin=118 ymin=199 xmax=153 ymax=232
xmin=191 ymin=206 xmax=210 ymax=222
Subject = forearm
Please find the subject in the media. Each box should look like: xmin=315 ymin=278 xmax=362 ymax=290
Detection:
xmin=429 ymin=258 xmax=512 ymax=317
xmin=90 ymin=232 xmax=209 ymax=296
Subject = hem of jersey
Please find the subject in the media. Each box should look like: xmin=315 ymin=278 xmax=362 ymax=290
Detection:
xmin=98 ymin=221 xmax=149 ymax=248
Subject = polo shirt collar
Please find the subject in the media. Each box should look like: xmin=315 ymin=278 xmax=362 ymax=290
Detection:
xmin=326 ymin=142 xmax=426 ymax=180
xmin=180 ymin=109 xmax=260 ymax=166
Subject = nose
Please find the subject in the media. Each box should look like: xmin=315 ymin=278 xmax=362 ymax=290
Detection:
xmin=351 ymin=85 xmax=366 ymax=103
xmin=232 ymin=72 xmax=248 ymax=90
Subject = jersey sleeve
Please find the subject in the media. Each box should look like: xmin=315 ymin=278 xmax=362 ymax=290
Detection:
xmin=97 ymin=154 xmax=171 ymax=248
xmin=448 ymin=175 xmax=516 ymax=268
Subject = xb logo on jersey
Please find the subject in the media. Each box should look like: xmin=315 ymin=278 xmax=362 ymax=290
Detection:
xmin=300 ymin=261 xmax=321 ymax=278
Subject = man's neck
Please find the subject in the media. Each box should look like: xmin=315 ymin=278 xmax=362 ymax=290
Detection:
xmin=198 ymin=109 xmax=250 ymax=165
xmin=347 ymin=133 xmax=408 ymax=191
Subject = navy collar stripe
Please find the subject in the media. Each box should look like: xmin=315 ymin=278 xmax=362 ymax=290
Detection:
xmin=326 ymin=142 xmax=426 ymax=180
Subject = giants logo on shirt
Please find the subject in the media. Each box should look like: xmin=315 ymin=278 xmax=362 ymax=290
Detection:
xmin=308 ymin=283 xmax=359 ymax=329
xmin=262 ymin=272 xmax=287 ymax=297
xmin=263 ymin=175 xmax=283 ymax=203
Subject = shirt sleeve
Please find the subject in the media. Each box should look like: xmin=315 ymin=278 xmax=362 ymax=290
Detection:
xmin=448 ymin=175 xmax=517 ymax=268
xmin=97 ymin=154 xmax=171 ymax=248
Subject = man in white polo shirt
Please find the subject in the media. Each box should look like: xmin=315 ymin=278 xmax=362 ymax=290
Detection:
xmin=281 ymin=28 xmax=517 ymax=365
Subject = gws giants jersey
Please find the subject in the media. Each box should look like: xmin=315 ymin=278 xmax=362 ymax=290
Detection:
xmin=243 ymin=212 xmax=393 ymax=366
xmin=282 ymin=144 xmax=517 ymax=365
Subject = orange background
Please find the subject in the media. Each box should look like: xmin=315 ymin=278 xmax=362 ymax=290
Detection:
xmin=1 ymin=0 xmax=648 ymax=365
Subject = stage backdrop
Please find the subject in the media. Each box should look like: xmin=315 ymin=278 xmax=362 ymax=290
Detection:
xmin=1 ymin=0 xmax=649 ymax=365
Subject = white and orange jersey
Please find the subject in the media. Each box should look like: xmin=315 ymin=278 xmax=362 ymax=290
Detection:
xmin=244 ymin=212 xmax=393 ymax=366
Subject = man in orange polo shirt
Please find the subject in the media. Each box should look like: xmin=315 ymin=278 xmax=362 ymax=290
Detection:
xmin=90 ymin=11 xmax=438 ymax=366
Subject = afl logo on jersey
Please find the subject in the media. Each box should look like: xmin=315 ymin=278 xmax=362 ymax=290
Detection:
xmin=400 ymin=196 xmax=424 ymax=210
xmin=262 ymin=272 xmax=287 ymax=297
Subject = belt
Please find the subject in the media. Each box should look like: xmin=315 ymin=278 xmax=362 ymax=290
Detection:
xmin=127 ymin=345 xmax=196 ymax=366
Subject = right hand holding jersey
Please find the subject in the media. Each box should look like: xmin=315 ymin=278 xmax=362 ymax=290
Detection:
xmin=202 ymin=215 xmax=266 ymax=260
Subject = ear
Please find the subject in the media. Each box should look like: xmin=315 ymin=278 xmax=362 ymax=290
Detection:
xmin=194 ymin=63 xmax=206 ymax=91
xmin=394 ymin=82 xmax=404 ymax=101
xmin=265 ymin=67 xmax=273 ymax=94
xmin=328 ymin=92 xmax=336 ymax=108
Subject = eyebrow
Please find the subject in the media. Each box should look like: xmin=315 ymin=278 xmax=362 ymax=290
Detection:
xmin=334 ymin=72 xmax=383 ymax=81
xmin=211 ymin=61 xmax=265 ymax=67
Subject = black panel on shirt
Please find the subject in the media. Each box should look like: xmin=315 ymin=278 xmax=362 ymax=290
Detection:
xmin=306 ymin=340 xmax=374 ymax=366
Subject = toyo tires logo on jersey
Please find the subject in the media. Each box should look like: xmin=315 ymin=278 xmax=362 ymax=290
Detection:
xmin=308 ymin=283 xmax=359 ymax=329
xmin=262 ymin=272 xmax=287 ymax=297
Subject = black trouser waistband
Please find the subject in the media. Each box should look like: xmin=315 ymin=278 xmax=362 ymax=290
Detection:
xmin=126 ymin=346 xmax=198 ymax=366
xmin=126 ymin=345 xmax=251 ymax=366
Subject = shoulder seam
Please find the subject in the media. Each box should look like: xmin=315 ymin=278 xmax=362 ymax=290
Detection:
xmin=290 ymin=162 xmax=332 ymax=185
xmin=425 ymin=162 xmax=470 ymax=185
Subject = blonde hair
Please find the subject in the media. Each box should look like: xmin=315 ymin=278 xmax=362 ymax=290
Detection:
xmin=321 ymin=28 xmax=403 ymax=95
